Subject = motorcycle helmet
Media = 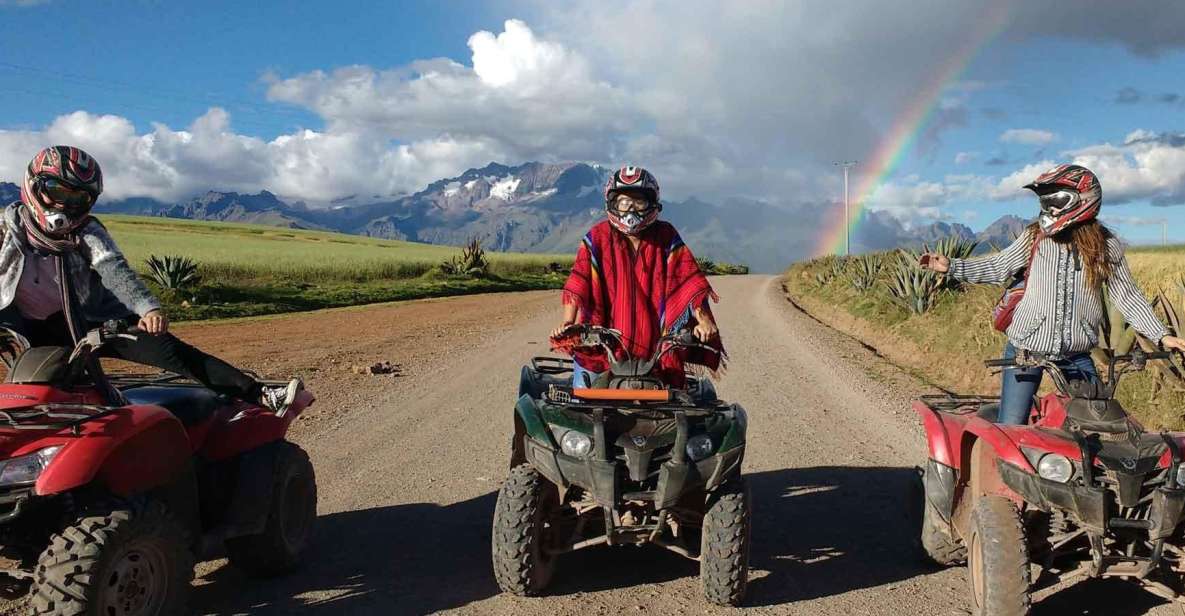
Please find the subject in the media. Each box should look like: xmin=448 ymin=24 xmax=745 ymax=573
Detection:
xmin=1023 ymin=163 xmax=1101 ymax=236
xmin=603 ymin=165 xmax=661 ymax=235
xmin=20 ymin=146 xmax=103 ymax=237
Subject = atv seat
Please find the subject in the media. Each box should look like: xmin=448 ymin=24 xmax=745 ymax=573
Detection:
xmin=122 ymin=386 xmax=223 ymax=426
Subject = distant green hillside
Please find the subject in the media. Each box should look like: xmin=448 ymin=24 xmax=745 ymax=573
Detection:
xmin=102 ymin=215 xmax=571 ymax=320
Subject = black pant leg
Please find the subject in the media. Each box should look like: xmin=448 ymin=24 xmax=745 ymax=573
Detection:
xmin=101 ymin=331 xmax=261 ymax=399
xmin=0 ymin=309 xmax=76 ymax=347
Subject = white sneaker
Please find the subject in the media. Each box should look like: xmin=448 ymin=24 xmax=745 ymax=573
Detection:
xmin=261 ymin=378 xmax=303 ymax=417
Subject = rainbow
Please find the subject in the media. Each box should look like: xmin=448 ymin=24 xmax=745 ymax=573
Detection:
xmin=814 ymin=3 xmax=1014 ymax=257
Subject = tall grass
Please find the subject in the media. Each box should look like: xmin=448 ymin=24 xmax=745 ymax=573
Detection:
xmin=102 ymin=215 xmax=570 ymax=283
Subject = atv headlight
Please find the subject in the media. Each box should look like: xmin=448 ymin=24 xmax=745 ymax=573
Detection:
xmin=1175 ymin=465 xmax=1185 ymax=489
xmin=560 ymin=431 xmax=592 ymax=458
xmin=0 ymin=446 xmax=62 ymax=486
xmin=685 ymin=434 xmax=715 ymax=462
xmin=1037 ymin=453 xmax=1074 ymax=484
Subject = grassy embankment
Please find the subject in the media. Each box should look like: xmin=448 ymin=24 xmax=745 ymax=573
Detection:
xmin=785 ymin=244 xmax=1185 ymax=430
xmin=104 ymin=215 xmax=572 ymax=321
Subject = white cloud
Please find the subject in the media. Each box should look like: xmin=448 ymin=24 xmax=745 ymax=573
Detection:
xmin=955 ymin=152 xmax=977 ymax=165
xmin=6 ymin=5 xmax=1185 ymax=208
xmin=1000 ymin=129 xmax=1057 ymax=145
xmin=864 ymin=173 xmax=996 ymax=224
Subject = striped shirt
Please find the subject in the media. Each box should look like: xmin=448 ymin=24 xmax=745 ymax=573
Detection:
xmin=949 ymin=229 xmax=1168 ymax=357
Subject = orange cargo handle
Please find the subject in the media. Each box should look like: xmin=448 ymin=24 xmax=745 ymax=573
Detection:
xmin=572 ymin=388 xmax=671 ymax=402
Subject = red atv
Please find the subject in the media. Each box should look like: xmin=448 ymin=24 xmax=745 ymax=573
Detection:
xmin=0 ymin=323 xmax=317 ymax=615
xmin=914 ymin=348 xmax=1185 ymax=615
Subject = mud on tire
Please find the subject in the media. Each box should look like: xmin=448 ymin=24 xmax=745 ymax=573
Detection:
xmin=227 ymin=441 xmax=318 ymax=577
xmin=967 ymin=496 xmax=1030 ymax=616
xmin=700 ymin=478 xmax=751 ymax=607
xmin=32 ymin=499 xmax=193 ymax=616
xmin=910 ymin=468 xmax=966 ymax=566
xmin=491 ymin=463 xmax=558 ymax=596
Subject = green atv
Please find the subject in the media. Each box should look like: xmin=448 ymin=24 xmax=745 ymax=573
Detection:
xmin=491 ymin=325 xmax=751 ymax=606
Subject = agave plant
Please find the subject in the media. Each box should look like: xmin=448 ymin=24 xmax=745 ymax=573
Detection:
xmin=900 ymin=236 xmax=980 ymax=292
xmin=885 ymin=257 xmax=943 ymax=315
xmin=145 ymin=255 xmax=201 ymax=291
xmin=1091 ymin=281 xmax=1185 ymax=399
xmin=847 ymin=253 xmax=884 ymax=292
xmin=440 ymin=237 xmax=490 ymax=278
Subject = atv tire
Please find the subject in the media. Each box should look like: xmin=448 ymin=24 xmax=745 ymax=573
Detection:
xmin=967 ymin=496 xmax=1030 ymax=616
xmin=700 ymin=478 xmax=751 ymax=607
xmin=227 ymin=441 xmax=318 ymax=577
xmin=32 ymin=499 xmax=193 ymax=616
xmin=911 ymin=467 xmax=965 ymax=566
xmin=491 ymin=463 xmax=559 ymax=596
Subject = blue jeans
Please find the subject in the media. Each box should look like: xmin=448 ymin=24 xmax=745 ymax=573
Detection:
xmin=998 ymin=342 xmax=1100 ymax=425
xmin=572 ymin=359 xmax=606 ymax=387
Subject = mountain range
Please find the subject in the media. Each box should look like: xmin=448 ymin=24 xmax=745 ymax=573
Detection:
xmin=0 ymin=162 xmax=1028 ymax=272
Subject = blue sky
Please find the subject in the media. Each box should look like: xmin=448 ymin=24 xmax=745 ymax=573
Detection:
xmin=0 ymin=1 xmax=502 ymax=136
xmin=2 ymin=1 xmax=1184 ymax=247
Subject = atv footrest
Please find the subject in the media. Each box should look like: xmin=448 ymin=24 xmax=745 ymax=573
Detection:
xmin=622 ymin=491 xmax=657 ymax=501
xmin=1109 ymin=518 xmax=1153 ymax=530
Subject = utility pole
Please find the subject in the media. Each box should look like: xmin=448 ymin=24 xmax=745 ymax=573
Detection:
xmin=1164 ymin=220 xmax=1169 ymax=247
xmin=835 ymin=161 xmax=858 ymax=256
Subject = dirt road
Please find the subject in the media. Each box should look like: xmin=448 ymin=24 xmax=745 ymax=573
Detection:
xmin=116 ymin=277 xmax=1185 ymax=614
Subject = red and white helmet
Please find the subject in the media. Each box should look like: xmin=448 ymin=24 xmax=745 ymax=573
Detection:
xmin=603 ymin=165 xmax=661 ymax=235
xmin=20 ymin=146 xmax=103 ymax=236
xmin=1023 ymin=164 xmax=1101 ymax=235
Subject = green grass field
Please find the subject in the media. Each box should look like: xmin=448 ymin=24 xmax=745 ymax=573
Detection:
xmin=785 ymin=244 xmax=1185 ymax=430
xmin=101 ymin=215 xmax=572 ymax=320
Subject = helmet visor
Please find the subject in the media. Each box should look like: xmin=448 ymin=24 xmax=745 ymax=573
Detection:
xmin=38 ymin=177 xmax=95 ymax=213
xmin=1038 ymin=190 xmax=1078 ymax=215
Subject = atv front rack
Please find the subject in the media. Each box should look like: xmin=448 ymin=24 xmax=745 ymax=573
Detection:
xmin=920 ymin=393 xmax=999 ymax=412
xmin=530 ymin=357 xmax=574 ymax=375
xmin=0 ymin=404 xmax=119 ymax=432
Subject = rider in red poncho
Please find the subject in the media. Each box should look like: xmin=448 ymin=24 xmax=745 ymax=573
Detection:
xmin=552 ymin=166 xmax=724 ymax=387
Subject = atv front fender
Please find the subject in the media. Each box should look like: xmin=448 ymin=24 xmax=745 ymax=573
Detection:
xmin=913 ymin=401 xmax=956 ymax=467
xmin=514 ymin=395 xmax=554 ymax=447
xmin=37 ymin=405 xmax=191 ymax=497
xmin=199 ymin=390 xmax=312 ymax=461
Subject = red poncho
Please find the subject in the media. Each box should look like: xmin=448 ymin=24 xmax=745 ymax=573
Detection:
xmin=560 ymin=220 xmax=724 ymax=383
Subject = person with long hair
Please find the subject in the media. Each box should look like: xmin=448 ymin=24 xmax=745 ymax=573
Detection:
xmin=919 ymin=164 xmax=1185 ymax=424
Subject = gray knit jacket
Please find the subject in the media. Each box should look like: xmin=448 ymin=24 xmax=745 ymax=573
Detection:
xmin=949 ymin=228 xmax=1169 ymax=357
xmin=0 ymin=203 xmax=161 ymax=322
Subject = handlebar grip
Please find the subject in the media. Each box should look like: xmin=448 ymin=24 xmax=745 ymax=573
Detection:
xmin=984 ymin=359 xmax=1015 ymax=367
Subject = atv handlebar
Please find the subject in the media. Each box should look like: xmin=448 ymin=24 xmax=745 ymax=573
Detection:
xmin=551 ymin=324 xmax=714 ymax=376
xmin=67 ymin=322 xmax=141 ymax=365
xmin=984 ymin=349 xmax=1174 ymax=369
xmin=983 ymin=347 xmax=1177 ymax=398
